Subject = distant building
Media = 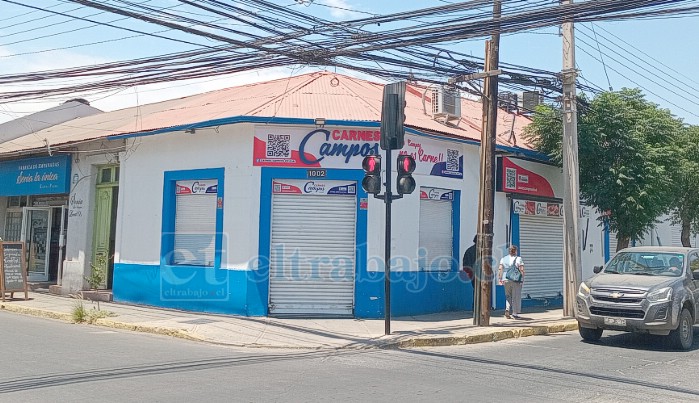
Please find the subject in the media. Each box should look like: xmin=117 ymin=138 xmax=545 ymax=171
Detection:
xmin=0 ymin=99 xmax=102 ymax=143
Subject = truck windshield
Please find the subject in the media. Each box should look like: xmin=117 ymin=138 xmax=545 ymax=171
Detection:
xmin=604 ymin=252 xmax=685 ymax=277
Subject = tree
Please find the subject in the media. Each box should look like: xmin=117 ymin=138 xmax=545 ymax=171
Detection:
xmin=668 ymin=126 xmax=699 ymax=246
xmin=524 ymin=89 xmax=681 ymax=251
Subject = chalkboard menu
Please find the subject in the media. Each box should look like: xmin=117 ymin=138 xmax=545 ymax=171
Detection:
xmin=0 ymin=242 xmax=28 ymax=301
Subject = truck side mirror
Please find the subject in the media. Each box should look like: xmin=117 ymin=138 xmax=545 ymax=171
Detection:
xmin=693 ymin=271 xmax=699 ymax=281
xmin=593 ymin=266 xmax=603 ymax=274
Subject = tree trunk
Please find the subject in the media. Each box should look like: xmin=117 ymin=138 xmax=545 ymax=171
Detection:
xmin=617 ymin=235 xmax=630 ymax=252
xmin=682 ymin=221 xmax=692 ymax=247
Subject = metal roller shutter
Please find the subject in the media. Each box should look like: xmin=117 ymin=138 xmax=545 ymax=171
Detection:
xmin=519 ymin=214 xmax=563 ymax=299
xmin=609 ymin=231 xmax=618 ymax=258
xmin=671 ymin=225 xmax=698 ymax=247
xmin=174 ymin=180 xmax=217 ymax=266
xmin=418 ymin=199 xmax=453 ymax=270
xmin=269 ymin=191 xmax=356 ymax=317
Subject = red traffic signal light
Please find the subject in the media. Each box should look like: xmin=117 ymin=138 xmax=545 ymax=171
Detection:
xmin=396 ymin=154 xmax=416 ymax=195
xmin=362 ymin=155 xmax=382 ymax=195
xmin=397 ymin=154 xmax=415 ymax=175
xmin=362 ymin=155 xmax=381 ymax=175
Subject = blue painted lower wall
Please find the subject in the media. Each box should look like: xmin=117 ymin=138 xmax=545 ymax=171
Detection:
xmin=355 ymin=271 xmax=473 ymax=318
xmin=113 ymin=263 xmax=259 ymax=316
xmin=113 ymin=263 xmax=476 ymax=317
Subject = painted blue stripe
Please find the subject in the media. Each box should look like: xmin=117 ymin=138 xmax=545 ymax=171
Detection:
xmin=108 ymin=116 xmax=549 ymax=162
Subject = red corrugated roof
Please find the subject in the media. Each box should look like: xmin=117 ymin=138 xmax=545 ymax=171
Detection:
xmin=0 ymin=71 xmax=534 ymax=154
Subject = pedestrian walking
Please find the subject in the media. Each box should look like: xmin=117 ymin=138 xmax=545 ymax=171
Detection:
xmin=462 ymin=235 xmax=477 ymax=292
xmin=498 ymin=245 xmax=525 ymax=319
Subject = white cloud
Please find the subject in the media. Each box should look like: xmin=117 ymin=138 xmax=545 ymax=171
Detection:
xmin=322 ymin=0 xmax=365 ymax=19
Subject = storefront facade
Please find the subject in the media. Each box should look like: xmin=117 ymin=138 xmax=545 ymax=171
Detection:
xmin=112 ymin=119 xmax=532 ymax=317
xmin=495 ymin=156 xmax=606 ymax=308
xmin=0 ymin=155 xmax=71 ymax=284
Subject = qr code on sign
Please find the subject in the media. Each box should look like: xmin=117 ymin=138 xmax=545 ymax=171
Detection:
xmin=267 ymin=134 xmax=291 ymax=158
xmin=446 ymin=149 xmax=459 ymax=171
xmin=505 ymin=167 xmax=517 ymax=189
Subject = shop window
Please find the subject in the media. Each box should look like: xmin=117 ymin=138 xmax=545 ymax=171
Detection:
xmin=162 ymin=169 xmax=224 ymax=268
xmin=418 ymin=188 xmax=456 ymax=271
xmin=3 ymin=211 xmax=22 ymax=241
xmin=97 ymin=166 xmax=119 ymax=185
xmin=6 ymin=196 xmax=28 ymax=208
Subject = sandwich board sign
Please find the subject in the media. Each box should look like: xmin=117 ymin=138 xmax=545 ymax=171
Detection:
xmin=0 ymin=242 xmax=28 ymax=301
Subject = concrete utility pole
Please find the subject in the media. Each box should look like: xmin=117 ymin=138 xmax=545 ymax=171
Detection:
xmin=473 ymin=0 xmax=501 ymax=326
xmin=561 ymin=0 xmax=582 ymax=318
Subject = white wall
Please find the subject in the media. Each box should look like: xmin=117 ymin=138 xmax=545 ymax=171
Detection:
xmin=114 ymin=122 xmax=562 ymax=280
xmin=62 ymin=143 xmax=119 ymax=293
xmin=580 ymin=207 xmax=605 ymax=281
xmin=364 ymin=138 xmax=489 ymax=272
xmin=115 ymin=123 xmax=259 ymax=270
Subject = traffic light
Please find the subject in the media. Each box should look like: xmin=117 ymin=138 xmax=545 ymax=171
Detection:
xmin=380 ymin=82 xmax=407 ymax=151
xmin=396 ymin=154 xmax=416 ymax=195
xmin=362 ymin=155 xmax=382 ymax=195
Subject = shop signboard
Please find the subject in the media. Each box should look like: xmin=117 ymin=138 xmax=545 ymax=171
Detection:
xmin=513 ymin=199 xmax=592 ymax=219
xmin=272 ymin=179 xmax=357 ymax=196
xmin=0 ymin=242 xmax=28 ymax=301
xmin=254 ymin=126 xmax=463 ymax=179
xmin=496 ymin=156 xmax=561 ymax=198
xmin=420 ymin=187 xmax=454 ymax=201
xmin=0 ymin=155 xmax=71 ymax=196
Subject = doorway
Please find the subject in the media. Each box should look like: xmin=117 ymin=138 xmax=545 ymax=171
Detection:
xmin=21 ymin=206 xmax=66 ymax=282
xmin=92 ymin=165 xmax=119 ymax=289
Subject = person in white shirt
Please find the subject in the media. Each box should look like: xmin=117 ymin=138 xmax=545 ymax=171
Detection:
xmin=498 ymin=245 xmax=525 ymax=319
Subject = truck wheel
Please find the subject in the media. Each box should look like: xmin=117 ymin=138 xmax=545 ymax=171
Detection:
xmin=669 ymin=308 xmax=694 ymax=351
xmin=579 ymin=326 xmax=603 ymax=342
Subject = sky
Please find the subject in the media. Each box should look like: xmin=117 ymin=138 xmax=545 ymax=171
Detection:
xmin=1 ymin=0 xmax=698 ymax=125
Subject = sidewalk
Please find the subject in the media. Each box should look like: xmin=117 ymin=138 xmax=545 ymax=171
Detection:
xmin=0 ymin=292 xmax=578 ymax=349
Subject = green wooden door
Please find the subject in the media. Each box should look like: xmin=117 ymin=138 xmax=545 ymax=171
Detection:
xmin=91 ymin=186 xmax=113 ymax=289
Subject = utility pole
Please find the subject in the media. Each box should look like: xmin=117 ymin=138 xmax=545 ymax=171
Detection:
xmin=561 ymin=0 xmax=582 ymax=318
xmin=473 ymin=0 xmax=501 ymax=326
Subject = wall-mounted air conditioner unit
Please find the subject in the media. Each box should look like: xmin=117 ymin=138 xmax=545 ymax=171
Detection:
xmin=431 ymin=86 xmax=461 ymax=124
xmin=521 ymin=91 xmax=542 ymax=114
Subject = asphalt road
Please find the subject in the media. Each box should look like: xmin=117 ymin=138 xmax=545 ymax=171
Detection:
xmin=1 ymin=311 xmax=699 ymax=402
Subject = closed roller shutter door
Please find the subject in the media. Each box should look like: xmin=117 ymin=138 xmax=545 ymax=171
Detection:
xmin=270 ymin=193 xmax=356 ymax=316
xmin=174 ymin=183 xmax=217 ymax=266
xmin=671 ymin=225 xmax=697 ymax=247
xmin=418 ymin=199 xmax=453 ymax=270
xmin=519 ymin=215 xmax=563 ymax=299
xmin=609 ymin=231 xmax=618 ymax=259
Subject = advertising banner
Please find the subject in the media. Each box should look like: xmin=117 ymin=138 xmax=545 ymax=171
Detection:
xmin=496 ymin=156 xmax=561 ymax=198
xmin=513 ymin=199 xmax=592 ymax=219
xmin=175 ymin=180 xmax=218 ymax=196
xmin=272 ymin=179 xmax=357 ymax=196
xmin=0 ymin=155 xmax=71 ymax=196
xmin=420 ymin=187 xmax=454 ymax=201
xmin=254 ymin=126 xmax=463 ymax=179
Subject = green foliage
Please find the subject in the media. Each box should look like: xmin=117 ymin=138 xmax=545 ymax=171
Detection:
xmin=524 ymin=89 xmax=682 ymax=248
xmin=668 ymin=126 xmax=699 ymax=244
xmin=72 ymin=296 xmax=116 ymax=324
xmin=72 ymin=300 xmax=87 ymax=323
xmin=85 ymin=255 xmax=107 ymax=290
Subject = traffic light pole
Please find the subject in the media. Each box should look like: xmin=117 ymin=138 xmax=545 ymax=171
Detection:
xmin=384 ymin=146 xmax=393 ymax=336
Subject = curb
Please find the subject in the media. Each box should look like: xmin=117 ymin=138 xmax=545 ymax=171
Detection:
xmin=0 ymin=303 xmax=579 ymax=349
xmin=388 ymin=322 xmax=579 ymax=349
xmin=0 ymin=303 xmax=204 ymax=344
